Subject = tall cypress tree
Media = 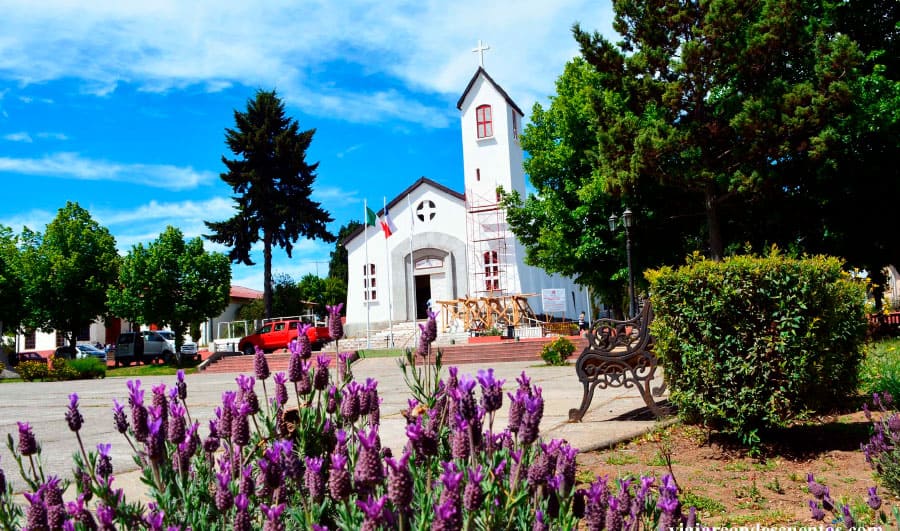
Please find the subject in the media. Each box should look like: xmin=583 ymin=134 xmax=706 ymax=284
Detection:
xmin=205 ymin=89 xmax=335 ymax=318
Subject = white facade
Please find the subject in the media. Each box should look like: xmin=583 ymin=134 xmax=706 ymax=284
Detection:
xmin=344 ymin=68 xmax=587 ymax=336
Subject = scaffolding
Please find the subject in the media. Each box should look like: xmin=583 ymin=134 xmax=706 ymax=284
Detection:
xmin=465 ymin=188 xmax=514 ymax=298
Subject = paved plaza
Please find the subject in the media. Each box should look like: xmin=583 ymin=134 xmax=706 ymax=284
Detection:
xmin=0 ymin=358 xmax=667 ymax=501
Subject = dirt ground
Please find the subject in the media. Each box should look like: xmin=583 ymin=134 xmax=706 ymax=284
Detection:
xmin=576 ymin=409 xmax=893 ymax=526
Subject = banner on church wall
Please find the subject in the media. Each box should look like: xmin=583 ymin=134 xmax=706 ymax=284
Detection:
xmin=541 ymin=288 xmax=566 ymax=313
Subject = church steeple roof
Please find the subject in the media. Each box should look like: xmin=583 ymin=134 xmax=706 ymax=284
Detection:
xmin=456 ymin=67 xmax=524 ymax=116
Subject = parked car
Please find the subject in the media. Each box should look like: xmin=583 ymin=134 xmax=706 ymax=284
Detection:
xmin=10 ymin=351 xmax=46 ymax=367
xmin=114 ymin=330 xmax=176 ymax=366
xmin=75 ymin=344 xmax=107 ymax=362
xmin=179 ymin=341 xmax=200 ymax=362
xmin=238 ymin=319 xmax=330 ymax=355
xmin=53 ymin=346 xmax=77 ymax=360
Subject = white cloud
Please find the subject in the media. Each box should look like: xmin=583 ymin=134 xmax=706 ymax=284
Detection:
xmin=3 ymin=132 xmax=32 ymax=143
xmin=0 ymin=152 xmax=215 ymax=190
xmin=0 ymin=0 xmax=615 ymax=127
xmin=35 ymin=132 xmax=68 ymax=140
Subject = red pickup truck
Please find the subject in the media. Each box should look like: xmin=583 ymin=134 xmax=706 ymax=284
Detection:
xmin=238 ymin=320 xmax=330 ymax=355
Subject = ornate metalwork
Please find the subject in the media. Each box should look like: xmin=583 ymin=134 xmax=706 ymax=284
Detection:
xmin=568 ymin=301 xmax=666 ymax=421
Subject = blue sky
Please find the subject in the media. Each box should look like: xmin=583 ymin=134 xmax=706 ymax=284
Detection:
xmin=0 ymin=1 xmax=614 ymax=291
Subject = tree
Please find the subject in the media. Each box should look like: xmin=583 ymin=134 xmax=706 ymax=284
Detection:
xmin=571 ymin=1 xmax=865 ymax=259
xmin=504 ymin=58 xmax=702 ymax=312
xmin=19 ymin=202 xmax=119 ymax=346
xmin=109 ymin=226 xmax=231 ymax=357
xmin=328 ymin=221 xmax=361 ymax=285
xmin=205 ymin=89 xmax=335 ymax=318
xmin=0 ymin=225 xmax=24 ymax=344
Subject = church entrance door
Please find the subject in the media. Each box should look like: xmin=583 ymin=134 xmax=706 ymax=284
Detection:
xmin=415 ymin=275 xmax=431 ymax=320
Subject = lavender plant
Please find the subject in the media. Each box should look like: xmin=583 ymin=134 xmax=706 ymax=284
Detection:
xmin=398 ymin=309 xmax=444 ymax=407
xmin=0 ymin=352 xmax=699 ymax=529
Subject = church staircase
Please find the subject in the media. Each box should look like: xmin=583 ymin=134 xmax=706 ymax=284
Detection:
xmin=200 ymin=333 xmax=588 ymax=374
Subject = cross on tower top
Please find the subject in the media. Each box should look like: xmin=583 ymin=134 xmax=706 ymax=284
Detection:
xmin=472 ymin=40 xmax=490 ymax=68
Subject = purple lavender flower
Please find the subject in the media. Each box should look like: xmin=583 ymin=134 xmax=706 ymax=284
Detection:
xmin=96 ymin=443 xmax=113 ymax=479
xmin=327 ymin=303 xmax=345 ymax=341
xmin=168 ymin=402 xmax=186 ymax=444
xmin=450 ymin=417 xmax=470 ymax=460
xmin=314 ymin=355 xmax=331 ymax=390
xmin=807 ymin=473 xmax=826 ymax=499
xmin=236 ymin=374 xmax=260 ymax=415
xmin=296 ymin=324 xmax=313 ymax=359
xmin=842 ymin=504 xmax=855 ymax=527
xmin=555 ymin=442 xmax=578 ymax=495
xmin=152 ymin=383 xmax=169 ymax=439
xmin=476 ymin=368 xmax=505 ymax=413
xmin=507 ymin=390 xmax=525 ymax=434
xmin=144 ymin=503 xmax=164 ymax=531
xmin=65 ymin=494 xmax=96 ymax=529
xmin=385 ymin=450 xmax=413 ymax=512
xmin=24 ymin=489 xmax=48 ymax=530
xmin=809 ymin=500 xmax=826 ymax=521
xmin=233 ymin=493 xmax=251 ymax=531
xmin=356 ymin=495 xmax=387 ymax=531
xmin=305 ymin=456 xmax=325 ymax=502
xmin=215 ymin=472 xmax=234 ymax=513
xmin=868 ymin=485 xmax=882 ymax=510
xmin=17 ymin=421 xmax=37 ymax=456
xmin=533 ymin=510 xmax=548 ymax=531
xmin=232 ymin=402 xmax=251 ymax=447
xmin=338 ymin=351 xmax=353 ymax=382
xmin=219 ymin=391 xmax=236 ymax=440
xmin=326 ymin=384 xmax=339 ymax=414
xmin=464 ymin=466 xmax=485 ymax=512
xmin=354 ymin=426 xmax=384 ymax=487
xmin=43 ymin=476 xmax=65 ymax=529
xmin=254 ymin=346 xmax=271 ymax=381
xmin=580 ymin=477 xmax=609 ymax=531
xmin=341 ymin=382 xmax=361 ymax=422
xmin=176 ymin=369 xmax=187 ymax=400
xmin=329 ymin=453 xmax=352 ymax=502
xmin=66 ymin=393 xmax=84 ymax=432
xmin=261 ymin=503 xmax=286 ymax=531
xmin=129 ymin=380 xmax=149 ymax=443
xmin=288 ymin=344 xmax=303 ymax=383
xmin=273 ymin=372 xmax=288 ymax=407
xmin=431 ymin=498 xmax=459 ymax=531
xmin=97 ymin=503 xmax=116 ymax=530
xmin=112 ymin=399 xmax=129 ymax=435
xmin=519 ymin=391 xmax=544 ymax=445
xmin=296 ymin=360 xmax=313 ymax=396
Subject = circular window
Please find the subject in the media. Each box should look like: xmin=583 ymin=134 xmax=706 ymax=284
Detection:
xmin=417 ymin=200 xmax=437 ymax=222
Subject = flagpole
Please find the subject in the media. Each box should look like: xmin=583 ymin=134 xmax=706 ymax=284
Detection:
xmin=407 ymin=192 xmax=416 ymax=326
xmin=364 ymin=199 xmax=371 ymax=350
xmin=384 ymin=197 xmax=395 ymax=347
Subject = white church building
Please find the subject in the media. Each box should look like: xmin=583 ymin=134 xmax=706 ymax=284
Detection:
xmin=343 ymin=67 xmax=587 ymax=336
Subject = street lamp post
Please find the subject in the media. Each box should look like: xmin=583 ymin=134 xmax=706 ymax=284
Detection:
xmin=609 ymin=208 xmax=637 ymax=317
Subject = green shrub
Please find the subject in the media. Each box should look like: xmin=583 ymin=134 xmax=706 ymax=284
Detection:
xmin=48 ymin=356 xmax=79 ymax=381
xmin=541 ymin=336 xmax=576 ymax=366
xmin=68 ymin=358 xmax=106 ymax=379
xmin=16 ymin=361 xmax=48 ymax=381
xmin=647 ymin=251 xmax=867 ymax=446
xmin=860 ymin=339 xmax=900 ymax=398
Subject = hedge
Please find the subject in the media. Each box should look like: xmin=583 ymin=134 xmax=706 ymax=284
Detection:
xmin=647 ymin=252 xmax=867 ymax=445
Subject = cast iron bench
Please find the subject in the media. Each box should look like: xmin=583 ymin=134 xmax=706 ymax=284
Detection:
xmin=568 ymin=300 xmax=666 ymax=421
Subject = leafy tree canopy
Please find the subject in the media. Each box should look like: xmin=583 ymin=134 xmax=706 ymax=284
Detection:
xmin=509 ymin=0 xmax=897 ymax=311
xmin=328 ymin=221 xmax=361 ymax=285
xmin=0 ymin=225 xmax=24 ymax=335
xmin=19 ymin=202 xmax=119 ymax=346
xmin=205 ymin=89 xmax=335 ymax=318
xmin=109 ymin=226 xmax=231 ymax=355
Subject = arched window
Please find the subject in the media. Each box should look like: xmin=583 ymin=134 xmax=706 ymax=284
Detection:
xmin=363 ymin=263 xmax=377 ymax=301
xmin=483 ymin=250 xmax=500 ymax=291
xmin=476 ymin=105 xmax=493 ymax=138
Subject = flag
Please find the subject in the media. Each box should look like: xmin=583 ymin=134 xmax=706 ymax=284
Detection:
xmin=365 ymin=206 xmax=377 ymax=227
xmin=380 ymin=207 xmax=398 ymax=238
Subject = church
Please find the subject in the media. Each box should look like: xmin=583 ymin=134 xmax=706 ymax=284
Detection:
xmin=343 ymin=66 xmax=587 ymax=337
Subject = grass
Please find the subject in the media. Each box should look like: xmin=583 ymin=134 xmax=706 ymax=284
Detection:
xmin=357 ymin=349 xmax=405 ymax=359
xmin=681 ymin=490 xmax=726 ymax=516
xmin=860 ymin=338 xmax=900 ymax=398
xmin=605 ymin=451 xmax=639 ymax=466
xmin=106 ymin=363 xmax=199 ymax=378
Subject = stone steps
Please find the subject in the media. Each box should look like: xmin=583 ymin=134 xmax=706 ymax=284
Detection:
xmin=200 ymin=335 xmax=588 ymax=374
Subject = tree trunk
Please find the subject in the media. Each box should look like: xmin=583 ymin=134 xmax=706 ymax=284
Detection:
xmin=705 ymin=185 xmax=724 ymax=261
xmin=263 ymin=233 xmax=273 ymax=319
